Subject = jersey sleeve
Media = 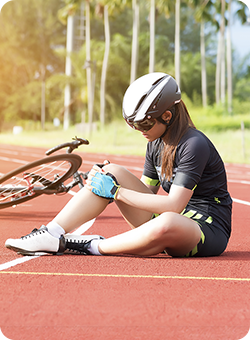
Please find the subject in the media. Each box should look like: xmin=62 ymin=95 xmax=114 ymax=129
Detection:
xmin=142 ymin=142 xmax=161 ymax=187
xmin=173 ymin=132 xmax=210 ymax=190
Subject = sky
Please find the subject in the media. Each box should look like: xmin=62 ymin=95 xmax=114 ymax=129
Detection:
xmin=230 ymin=1 xmax=250 ymax=59
xmin=0 ymin=0 xmax=249 ymax=60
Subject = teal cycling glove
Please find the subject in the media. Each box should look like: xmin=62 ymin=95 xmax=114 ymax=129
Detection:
xmin=91 ymin=172 xmax=120 ymax=200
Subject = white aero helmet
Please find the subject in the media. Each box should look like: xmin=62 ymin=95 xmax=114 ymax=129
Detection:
xmin=122 ymin=72 xmax=181 ymax=123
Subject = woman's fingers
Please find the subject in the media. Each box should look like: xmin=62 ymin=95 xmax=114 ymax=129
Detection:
xmin=85 ymin=162 xmax=110 ymax=191
xmin=85 ymin=183 xmax=92 ymax=191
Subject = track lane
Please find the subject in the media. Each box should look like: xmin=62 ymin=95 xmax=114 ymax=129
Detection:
xmin=0 ymin=144 xmax=250 ymax=340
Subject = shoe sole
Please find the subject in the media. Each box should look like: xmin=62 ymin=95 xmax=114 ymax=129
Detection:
xmin=5 ymin=244 xmax=64 ymax=256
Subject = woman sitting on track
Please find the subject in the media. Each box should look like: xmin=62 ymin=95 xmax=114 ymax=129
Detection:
xmin=5 ymin=73 xmax=232 ymax=258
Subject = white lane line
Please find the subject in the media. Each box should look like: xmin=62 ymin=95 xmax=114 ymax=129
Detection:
xmin=0 ymin=156 xmax=28 ymax=165
xmin=0 ymin=216 xmax=96 ymax=272
xmin=0 ymin=256 xmax=40 ymax=271
xmin=71 ymin=219 xmax=96 ymax=235
xmin=0 ymin=218 xmax=95 ymax=272
xmin=232 ymin=198 xmax=250 ymax=206
xmin=1 ymin=156 xmax=249 ymax=271
xmin=1 ymin=189 xmax=96 ymax=271
xmin=228 ymin=179 xmax=250 ymax=185
xmin=2 ymin=197 xmax=249 ymax=272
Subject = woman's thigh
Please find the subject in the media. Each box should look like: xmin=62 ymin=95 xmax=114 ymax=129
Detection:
xmin=156 ymin=212 xmax=202 ymax=257
xmin=163 ymin=214 xmax=228 ymax=258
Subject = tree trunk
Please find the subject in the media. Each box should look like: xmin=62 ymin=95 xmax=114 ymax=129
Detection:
xmin=220 ymin=0 xmax=226 ymax=106
xmin=227 ymin=0 xmax=233 ymax=114
xmin=215 ymin=32 xmax=221 ymax=105
xmin=149 ymin=0 xmax=155 ymax=73
xmin=85 ymin=0 xmax=93 ymax=134
xmin=175 ymin=0 xmax=181 ymax=86
xmin=200 ymin=19 xmax=207 ymax=107
xmin=64 ymin=15 xmax=74 ymax=130
xmin=100 ymin=6 xmax=110 ymax=126
xmin=130 ymin=0 xmax=139 ymax=84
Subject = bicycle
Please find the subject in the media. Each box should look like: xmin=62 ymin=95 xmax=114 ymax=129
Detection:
xmin=0 ymin=137 xmax=92 ymax=209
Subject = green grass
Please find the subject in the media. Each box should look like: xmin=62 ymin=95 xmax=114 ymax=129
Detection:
xmin=0 ymin=122 xmax=148 ymax=156
xmin=201 ymin=129 xmax=250 ymax=164
xmin=0 ymin=120 xmax=249 ymax=164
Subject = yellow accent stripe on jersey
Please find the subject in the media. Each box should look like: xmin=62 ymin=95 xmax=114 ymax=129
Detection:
xmin=141 ymin=175 xmax=160 ymax=187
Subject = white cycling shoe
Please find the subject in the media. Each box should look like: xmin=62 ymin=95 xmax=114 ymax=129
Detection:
xmin=64 ymin=234 xmax=105 ymax=255
xmin=5 ymin=226 xmax=66 ymax=256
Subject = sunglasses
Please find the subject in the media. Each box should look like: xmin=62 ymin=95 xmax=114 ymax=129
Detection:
xmin=125 ymin=118 xmax=156 ymax=132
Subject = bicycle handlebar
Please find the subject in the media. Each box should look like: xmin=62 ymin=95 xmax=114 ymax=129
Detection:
xmin=45 ymin=137 xmax=89 ymax=155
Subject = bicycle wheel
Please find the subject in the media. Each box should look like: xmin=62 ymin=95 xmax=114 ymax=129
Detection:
xmin=0 ymin=154 xmax=82 ymax=209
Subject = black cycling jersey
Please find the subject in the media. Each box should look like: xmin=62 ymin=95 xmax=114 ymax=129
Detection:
xmin=142 ymin=127 xmax=232 ymax=239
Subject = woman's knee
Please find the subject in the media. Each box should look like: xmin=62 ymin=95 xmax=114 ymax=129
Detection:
xmin=103 ymin=163 xmax=151 ymax=194
xmin=149 ymin=212 xmax=177 ymax=239
xmin=103 ymin=164 xmax=130 ymax=185
xmin=103 ymin=163 xmax=125 ymax=177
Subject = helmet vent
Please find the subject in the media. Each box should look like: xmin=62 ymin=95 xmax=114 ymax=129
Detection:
xmin=152 ymin=76 xmax=164 ymax=86
xmin=134 ymin=94 xmax=147 ymax=112
xmin=152 ymin=93 xmax=162 ymax=109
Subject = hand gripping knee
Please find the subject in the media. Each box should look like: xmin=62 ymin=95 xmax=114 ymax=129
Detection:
xmin=91 ymin=172 xmax=120 ymax=200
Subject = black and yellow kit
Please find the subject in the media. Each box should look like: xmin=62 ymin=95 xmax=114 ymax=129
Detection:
xmin=142 ymin=128 xmax=232 ymax=257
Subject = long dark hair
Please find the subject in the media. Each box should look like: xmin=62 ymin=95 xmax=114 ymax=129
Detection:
xmin=161 ymin=100 xmax=196 ymax=181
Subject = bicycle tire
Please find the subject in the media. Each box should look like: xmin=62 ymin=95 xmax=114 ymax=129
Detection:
xmin=0 ymin=154 xmax=82 ymax=209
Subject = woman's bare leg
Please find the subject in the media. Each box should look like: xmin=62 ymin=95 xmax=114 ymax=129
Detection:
xmin=51 ymin=164 xmax=201 ymax=257
xmin=98 ymin=212 xmax=201 ymax=257
xmin=53 ymin=164 xmax=153 ymax=233
xmin=53 ymin=188 xmax=109 ymax=233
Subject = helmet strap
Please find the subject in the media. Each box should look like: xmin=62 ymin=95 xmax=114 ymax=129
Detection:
xmin=157 ymin=106 xmax=176 ymax=138
xmin=157 ymin=116 xmax=169 ymax=126
xmin=159 ymin=125 xmax=168 ymax=139
xmin=156 ymin=117 xmax=169 ymax=139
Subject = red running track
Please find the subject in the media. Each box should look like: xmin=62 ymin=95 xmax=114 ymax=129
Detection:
xmin=0 ymin=143 xmax=250 ymax=340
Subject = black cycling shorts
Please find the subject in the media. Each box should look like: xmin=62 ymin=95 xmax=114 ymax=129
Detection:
xmin=183 ymin=221 xmax=229 ymax=257
xmin=180 ymin=207 xmax=229 ymax=258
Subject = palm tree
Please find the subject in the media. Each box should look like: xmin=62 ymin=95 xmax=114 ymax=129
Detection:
xmin=130 ymin=0 xmax=139 ymax=83
xmin=84 ymin=0 xmax=94 ymax=133
xmin=227 ymin=0 xmax=233 ymax=114
xmin=216 ymin=0 xmax=239 ymax=114
xmin=58 ymin=0 xmax=80 ymax=130
xmin=58 ymin=0 xmax=95 ymax=132
xmin=227 ymin=0 xmax=248 ymax=114
xmin=158 ymin=0 xmax=181 ymax=85
xmin=220 ymin=0 xmax=226 ymax=106
xmin=200 ymin=18 xmax=207 ymax=107
xmin=96 ymin=3 xmax=110 ymax=126
xmin=155 ymin=1 xmax=174 ymax=73
xmin=188 ymin=0 xmax=214 ymax=107
xmin=215 ymin=0 xmax=226 ymax=106
xmin=149 ymin=0 xmax=155 ymax=73
xmin=96 ymin=0 xmax=128 ymax=125
xmin=175 ymin=0 xmax=181 ymax=86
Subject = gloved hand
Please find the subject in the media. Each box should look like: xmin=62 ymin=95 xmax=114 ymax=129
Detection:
xmin=89 ymin=172 xmax=120 ymax=200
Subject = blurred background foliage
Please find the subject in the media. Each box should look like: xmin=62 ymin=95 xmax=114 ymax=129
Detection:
xmin=0 ymin=0 xmax=249 ymax=134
